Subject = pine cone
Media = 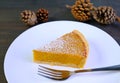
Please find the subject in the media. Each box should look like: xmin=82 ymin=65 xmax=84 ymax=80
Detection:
xmin=20 ymin=10 xmax=38 ymax=26
xmin=36 ymin=8 xmax=48 ymax=23
xmin=66 ymin=0 xmax=94 ymax=21
xmin=92 ymin=6 xmax=117 ymax=24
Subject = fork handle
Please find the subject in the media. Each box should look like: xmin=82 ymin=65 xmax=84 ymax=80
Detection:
xmin=75 ymin=65 xmax=120 ymax=73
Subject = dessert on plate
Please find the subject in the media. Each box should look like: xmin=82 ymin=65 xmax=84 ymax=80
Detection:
xmin=33 ymin=30 xmax=89 ymax=68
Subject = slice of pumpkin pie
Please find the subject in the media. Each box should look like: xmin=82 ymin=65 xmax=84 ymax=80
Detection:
xmin=33 ymin=30 xmax=89 ymax=68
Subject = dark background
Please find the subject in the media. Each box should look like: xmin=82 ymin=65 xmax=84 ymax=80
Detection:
xmin=0 ymin=0 xmax=120 ymax=82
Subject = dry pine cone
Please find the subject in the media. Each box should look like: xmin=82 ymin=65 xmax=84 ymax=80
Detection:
xmin=92 ymin=6 xmax=120 ymax=24
xmin=20 ymin=10 xmax=38 ymax=26
xmin=66 ymin=0 xmax=94 ymax=21
xmin=36 ymin=8 xmax=48 ymax=23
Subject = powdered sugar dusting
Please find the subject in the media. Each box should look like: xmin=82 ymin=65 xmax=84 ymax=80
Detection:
xmin=38 ymin=38 xmax=66 ymax=52
xmin=37 ymin=31 xmax=86 ymax=56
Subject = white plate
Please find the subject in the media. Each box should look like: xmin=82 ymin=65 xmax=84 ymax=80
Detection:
xmin=4 ymin=21 xmax=120 ymax=83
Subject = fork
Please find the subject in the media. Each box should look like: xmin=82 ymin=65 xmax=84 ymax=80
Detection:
xmin=38 ymin=65 xmax=120 ymax=80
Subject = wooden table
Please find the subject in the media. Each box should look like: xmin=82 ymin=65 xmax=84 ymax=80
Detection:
xmin=0 ymin=0 xmax=120 ymax=82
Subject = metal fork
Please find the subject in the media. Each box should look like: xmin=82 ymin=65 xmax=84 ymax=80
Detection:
xmin=38 ymin=65 xmax=120 ymax=80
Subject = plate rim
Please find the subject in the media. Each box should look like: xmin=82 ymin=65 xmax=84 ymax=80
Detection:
xmin=4 ymin=20 xmax=120 ymax=83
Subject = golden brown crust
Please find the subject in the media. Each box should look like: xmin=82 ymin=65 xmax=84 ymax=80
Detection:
xmin=72 ymin=30 xmax=89 ymax=57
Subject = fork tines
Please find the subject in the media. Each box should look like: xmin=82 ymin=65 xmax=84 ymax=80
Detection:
xmin=38 ymin=65 xmax=63 ymax=80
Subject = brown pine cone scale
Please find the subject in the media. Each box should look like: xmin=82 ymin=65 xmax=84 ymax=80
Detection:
xmin=36 ymin=8 xmax=48 ymax=23
xmin=92 ymin=6 xmax=116 ymax=24
xmin=20 ymin=10 xmax=38 ymax=26
xmin=66 ymin=0 xmax=94 ymax=22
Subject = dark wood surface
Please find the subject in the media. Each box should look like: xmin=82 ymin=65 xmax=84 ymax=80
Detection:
xmin=0 ymin=0 xmax=120 ymax=82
